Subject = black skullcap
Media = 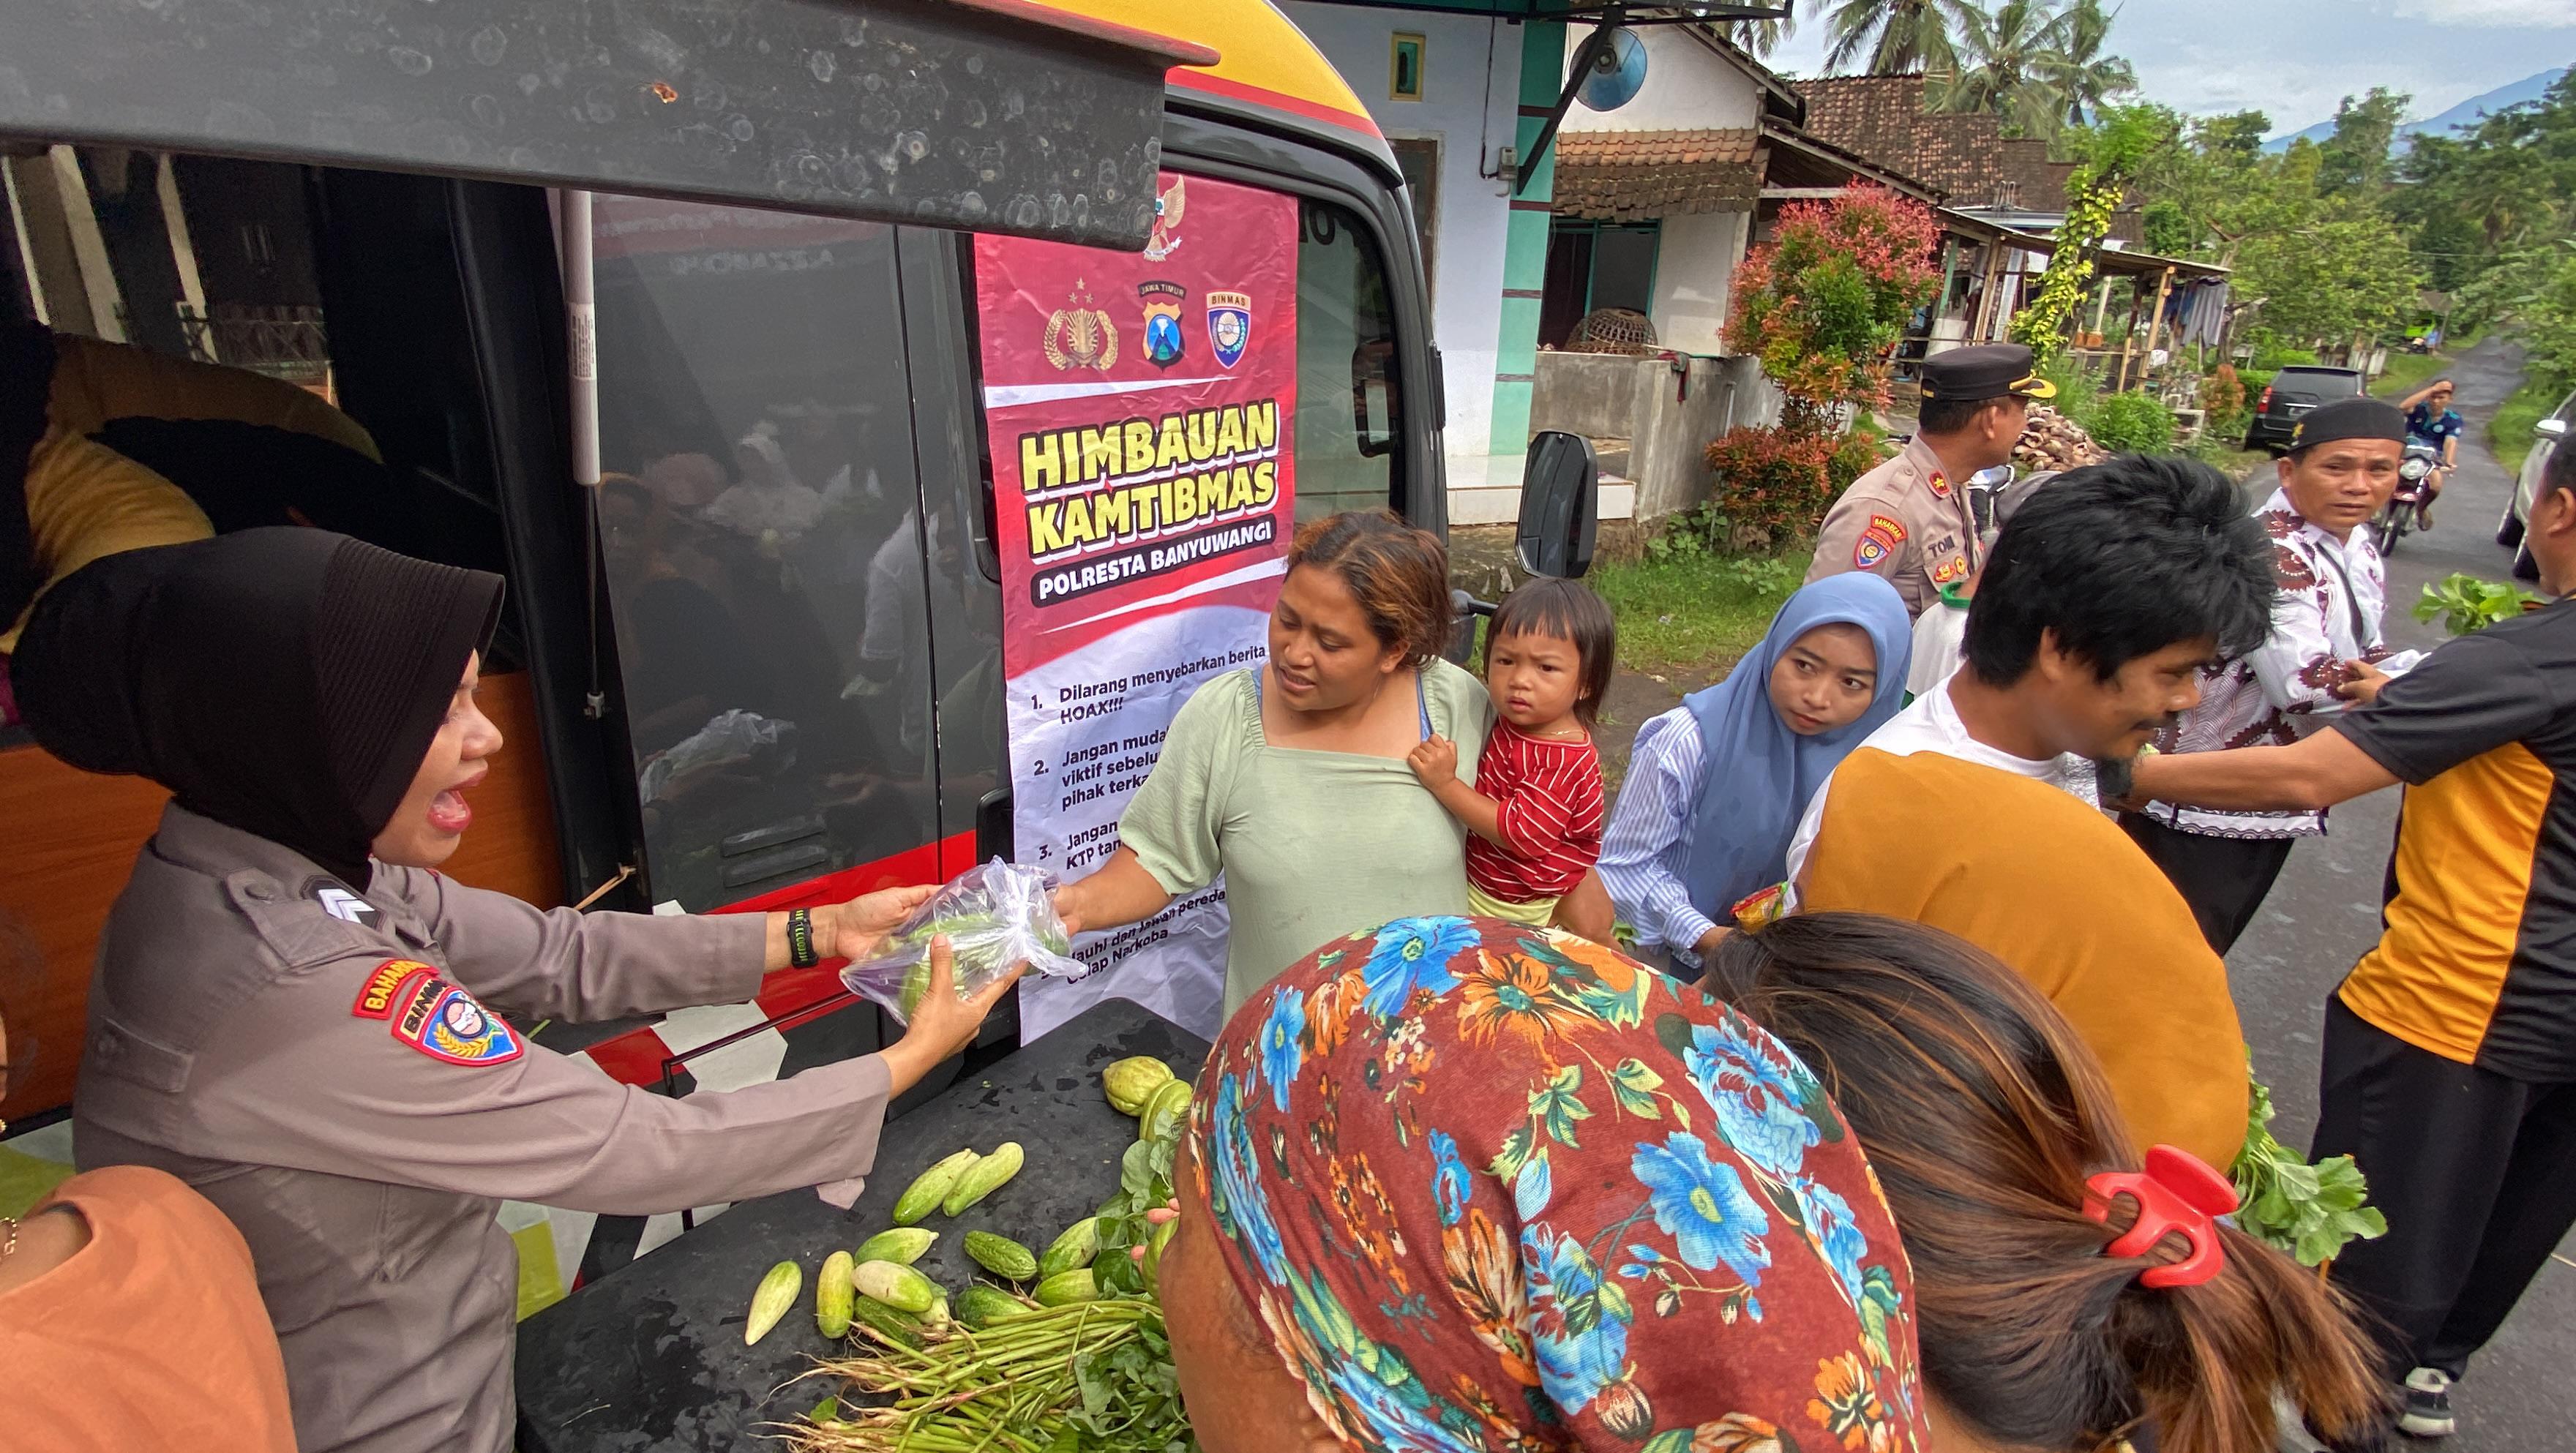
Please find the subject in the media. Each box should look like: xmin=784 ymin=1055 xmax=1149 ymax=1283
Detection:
xmin=13 ymin=529 xmax=502 ymax=887
xmin=2289 ymin=397 xmax=2407 ymax=452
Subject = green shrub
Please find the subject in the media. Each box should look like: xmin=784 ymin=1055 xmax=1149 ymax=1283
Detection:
xmin=2088 ymin=391 xmax=2179 ymax=453
xmin=1682 ymin=425 xmax=1879 ymax=552
xmin=2250 ymin=342 xmax=2322 ymax=372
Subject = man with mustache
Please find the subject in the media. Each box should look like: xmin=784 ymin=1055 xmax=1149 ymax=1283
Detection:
xmin=1751 ymin=455 xmax=2277 ymax=1167
xmin=2124 ymin=397 xmax=2420 ymax=953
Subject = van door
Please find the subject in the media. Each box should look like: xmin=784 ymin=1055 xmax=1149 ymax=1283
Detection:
xmin=583 ymin=195 xmax=947 ymax=913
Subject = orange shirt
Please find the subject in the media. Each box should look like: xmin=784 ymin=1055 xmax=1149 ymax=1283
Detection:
xmin=0 ymin=1164 xmax=294 ymax=1452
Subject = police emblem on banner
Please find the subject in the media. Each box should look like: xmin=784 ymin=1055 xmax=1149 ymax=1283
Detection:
xmin=1139 ymin=281 xmax=1187 ymax=368
xmin=1042 ymin=281 xmax=1118 ymax=372
xmin=1206 ymin=290 xmax=1252 ymax=369
xmin=390 ymin=974 xmax=524 ymax=1066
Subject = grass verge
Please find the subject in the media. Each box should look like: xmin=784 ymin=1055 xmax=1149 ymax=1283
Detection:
xmin=1590 ymin=549 xmax=1810 ymax=677
xmin=2370 ymin=350 xmax=2455 ymax=402
xmin=2492 ymin=378 xmax=2558 ymax=481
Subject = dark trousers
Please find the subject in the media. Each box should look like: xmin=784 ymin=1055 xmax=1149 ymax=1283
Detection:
xmin=2119 ymin=813 xmax=2297 ymax=954
xmin=2313 ymin=998 xmax=2576 ymax=1381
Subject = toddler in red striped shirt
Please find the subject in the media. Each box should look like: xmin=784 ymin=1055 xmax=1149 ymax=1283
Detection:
xmin=1408 ymin=578 xmax=1614 ymax=927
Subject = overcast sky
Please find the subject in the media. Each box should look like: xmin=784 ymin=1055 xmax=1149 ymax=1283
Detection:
xmin=1757 ymin=0 xmax=2575 ymax=135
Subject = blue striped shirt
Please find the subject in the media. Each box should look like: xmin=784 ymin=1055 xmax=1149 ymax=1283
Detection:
xmin=1598 ymin=706 xmax=1718 ymax=965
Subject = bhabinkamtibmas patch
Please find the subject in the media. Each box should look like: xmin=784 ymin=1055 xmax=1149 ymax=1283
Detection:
xmin=1854 ymin=514 xmax=1906 ymax=568
xmin=389 ymin=972 xmax=523 ymax=1066
xmin=351 ymin=959 xmax=438 ymax=1020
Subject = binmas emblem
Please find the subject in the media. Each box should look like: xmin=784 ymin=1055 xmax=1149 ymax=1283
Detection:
xmin=1041 ymin=279 xmax=1118 ymax=373
xmin=390 ymin=974 xmax=523 ymax=1067
xmin=1206 ymin=290 xmax=1251 ymax=369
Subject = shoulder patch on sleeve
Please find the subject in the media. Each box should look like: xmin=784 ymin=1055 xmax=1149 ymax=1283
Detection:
xmin=388 ymin=974 xmax=524 ymax=1066
xmin=1854 ymin=514 xmax=1906 ymax=568
xmin=351 ymin=959 xmax=438 ymax=1020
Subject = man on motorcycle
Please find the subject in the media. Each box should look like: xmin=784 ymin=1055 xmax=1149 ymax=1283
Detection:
xmin=2399 ymin=378 xmax=2465 ymax=527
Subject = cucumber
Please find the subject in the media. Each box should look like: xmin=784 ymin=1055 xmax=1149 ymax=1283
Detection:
xmin=963 ymin=1230 xmax=1039 ymax=1281
xmin=847 ymin=1295 xmax=926 ymax=1350
xmin=956 ymin=1283 xmax=1037 ymax=1328
xmin=942 ymin=1141 xmax=1023 ymax=1216
xmin=1033 ymin=1267 xmax=1098 ymax=1307
xmin=746 ymin=1260 xmax=801 ymax=1345
xmin=1039 ymin=1217 xmax=1105 ymax=1279
xmin=892 ymin=1149 xmax=978 ymax=1225
xmin=815 ymin=1251 xmax=856 ymax=1340
xmin=850 ymin=1258 xmax=939 ymax=1315
xmin=853 ymin=1228 xmax=938 ymax=1265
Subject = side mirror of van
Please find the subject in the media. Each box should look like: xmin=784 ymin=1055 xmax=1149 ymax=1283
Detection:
xmin=2538 ymin=418 xmax=2568 ymax=442
xmin=1517 ymin=430 xmax=1598 ymax=579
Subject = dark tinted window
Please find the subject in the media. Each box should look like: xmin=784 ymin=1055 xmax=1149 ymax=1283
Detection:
xmin=588 ymin=196 xmax=938 ymax=909
xmin=1295 ymin=198 xmax=1407 ymax=520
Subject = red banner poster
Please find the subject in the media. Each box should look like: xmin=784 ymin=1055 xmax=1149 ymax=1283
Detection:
xmin=975 ymin=173 xmax=1300 ymax=1040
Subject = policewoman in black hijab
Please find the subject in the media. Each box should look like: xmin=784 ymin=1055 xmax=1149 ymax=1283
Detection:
xmin=13 ymin=528 xmax=1019 ymax=1453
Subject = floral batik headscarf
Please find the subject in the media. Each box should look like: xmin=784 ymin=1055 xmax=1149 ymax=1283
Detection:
xmin=1189 ymin=915 xmax=1930 ymax=1453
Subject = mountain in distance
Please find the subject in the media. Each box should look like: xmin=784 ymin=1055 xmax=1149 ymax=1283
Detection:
xmin=2263 ymin=65 xmax=2566 ymax=153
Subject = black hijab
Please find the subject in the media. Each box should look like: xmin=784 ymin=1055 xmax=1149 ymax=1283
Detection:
xmin=13 ymin=528 xmax=503 ymax=887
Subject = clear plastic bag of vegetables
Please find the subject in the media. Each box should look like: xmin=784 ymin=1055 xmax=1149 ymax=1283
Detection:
xmin=839 ymin=859 xmax=1083 ymax=1021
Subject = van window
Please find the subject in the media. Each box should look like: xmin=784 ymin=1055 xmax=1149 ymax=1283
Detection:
xmin=586 ymin=196 xmax=940 ymax=910
xmin=1294 ymin=199 xmax=1407 ymax=521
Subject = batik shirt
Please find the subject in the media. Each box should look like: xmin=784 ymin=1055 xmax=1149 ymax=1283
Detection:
xmin=2140 ymin=487 xmax=2391 ymax=839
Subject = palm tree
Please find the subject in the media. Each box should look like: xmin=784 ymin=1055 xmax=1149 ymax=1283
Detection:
xmin=1821 ymin=0 xmax=1972 ymax=77
xmin=2035 ymin=0 xmax=2137 ymax=127
xmin=1935 ymin=0 xmax=2060 ymax=131
xmin=1726 ymin=13 xmax=1797 ymax=59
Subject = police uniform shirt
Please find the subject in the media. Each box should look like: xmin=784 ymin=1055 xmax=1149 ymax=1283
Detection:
xmin=75 ymin=806 xmax=899 ymax=1453
xmin=1806 ymin=432 xmax=1979 ymax=619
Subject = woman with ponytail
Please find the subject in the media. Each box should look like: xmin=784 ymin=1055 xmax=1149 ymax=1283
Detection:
xmin=1707 ymin=912 xmax=2386 ymax=1453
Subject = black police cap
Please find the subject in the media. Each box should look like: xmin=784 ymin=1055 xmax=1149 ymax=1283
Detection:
xmin=1920 ymin=343 xmax=2056 ymax=403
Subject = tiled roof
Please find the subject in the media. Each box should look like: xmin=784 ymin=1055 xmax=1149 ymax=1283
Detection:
xmin=1789 ymin=75 xmax=2074 ymax=212
xmin=1552 ymin=128 xmax=1761 ymax=220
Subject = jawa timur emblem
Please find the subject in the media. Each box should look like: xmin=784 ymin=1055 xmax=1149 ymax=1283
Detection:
xmin=1042 ymin=279 xmax=1118 ymax=372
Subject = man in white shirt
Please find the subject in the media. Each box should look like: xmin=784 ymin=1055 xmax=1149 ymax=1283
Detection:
xmin=2124 ymin=397 xmax=2422 ymax=951
xmin=1784 ymin=454 xmax=2277 ymax=895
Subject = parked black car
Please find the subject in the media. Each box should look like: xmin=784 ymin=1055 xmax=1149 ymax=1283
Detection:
xmin=2244 ymin=365 xmax=2366 ymax=452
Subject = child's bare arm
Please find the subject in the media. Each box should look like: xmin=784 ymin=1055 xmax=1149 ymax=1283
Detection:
xmin=1408 ymin=735 xmax=1512 ymax=846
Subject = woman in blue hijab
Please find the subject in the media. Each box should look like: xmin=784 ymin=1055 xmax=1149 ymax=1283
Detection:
xmin=1598 ymin=573 xmax=1911 ymax=975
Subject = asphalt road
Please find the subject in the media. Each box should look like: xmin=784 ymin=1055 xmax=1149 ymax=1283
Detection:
xmin=2230 ymin=339 xmax=2576 ymax=1451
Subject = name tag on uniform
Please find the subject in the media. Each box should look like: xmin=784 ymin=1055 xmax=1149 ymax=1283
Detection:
xmin=374 ymin=966 xmax=524 ymax=1067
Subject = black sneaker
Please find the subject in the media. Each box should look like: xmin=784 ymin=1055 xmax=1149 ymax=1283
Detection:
xmin=2398 ymin=1367 xmax=2456 ymax=1439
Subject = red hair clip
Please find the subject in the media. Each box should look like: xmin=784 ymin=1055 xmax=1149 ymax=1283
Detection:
xmin=2083 ymin=1144 xmax=2241 ymax=1289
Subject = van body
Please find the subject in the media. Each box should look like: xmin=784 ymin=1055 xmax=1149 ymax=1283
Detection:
xmin=0 ymin=0 xmax=1443 ymax=1120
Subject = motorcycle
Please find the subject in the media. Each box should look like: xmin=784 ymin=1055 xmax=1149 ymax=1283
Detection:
xmin=2372 ymin=443 xmax=2443 ymax=555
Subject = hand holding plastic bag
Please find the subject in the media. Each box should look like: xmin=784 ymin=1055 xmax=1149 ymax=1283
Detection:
xmin=839 ymin=859 xmax=1085 ymax=1022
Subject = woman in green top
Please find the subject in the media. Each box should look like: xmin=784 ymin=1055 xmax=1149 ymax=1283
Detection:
xmin=1053 ymin=511 xmax=1494 ymax=1017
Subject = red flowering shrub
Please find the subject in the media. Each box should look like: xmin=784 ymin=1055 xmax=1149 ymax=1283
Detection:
xmin=1689 ymin=425 xmax=1886 ymax=549
xmin=1725 ymin=186 xmax=1942 ymax=421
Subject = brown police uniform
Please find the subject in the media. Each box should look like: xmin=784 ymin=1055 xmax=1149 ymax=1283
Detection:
xmin=75 ymin=806 xmax=897 ymax=1453
xmin=1806 ymin=432 xmax=1977 ymax=619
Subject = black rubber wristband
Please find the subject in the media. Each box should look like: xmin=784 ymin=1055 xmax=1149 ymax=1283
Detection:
xmin=785 ymin=907 xmax=820 ymax=969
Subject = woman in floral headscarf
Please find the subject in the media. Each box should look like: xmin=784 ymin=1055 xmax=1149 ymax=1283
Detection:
xmin=1161 ymin=915 xmax=1931 ymax=1453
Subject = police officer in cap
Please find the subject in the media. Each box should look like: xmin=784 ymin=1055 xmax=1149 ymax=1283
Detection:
xmin=1810 ymin=343 xmax=2056 ymax=618
xmin=11 ymin=528 xmax=1021 ymax=1453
